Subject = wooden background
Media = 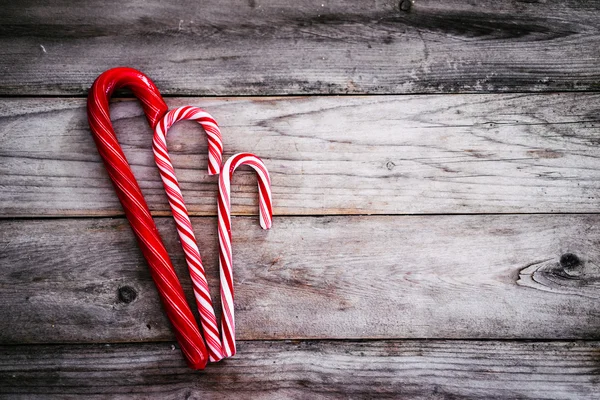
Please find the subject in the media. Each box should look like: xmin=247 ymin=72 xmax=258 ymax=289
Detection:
xmin=1 ymin=0 xmax=599 ymax=398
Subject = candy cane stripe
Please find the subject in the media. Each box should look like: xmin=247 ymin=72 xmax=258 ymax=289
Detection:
xmin=217 ymin=153 xmax=273 ymax=358
xmin=152 ymin=106 xmax=225 ymax=362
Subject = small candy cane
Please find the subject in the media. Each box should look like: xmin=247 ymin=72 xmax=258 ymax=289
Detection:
xmin=153 ymin=105 xmax=225 ymax=362
xmin=87 ymin=68 xmax=209 ymax=369
xmin=218 ymin=153 xmax=273 ymax=357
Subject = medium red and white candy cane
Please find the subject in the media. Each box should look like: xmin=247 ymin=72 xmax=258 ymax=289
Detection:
xmin=87 ymin=67 xmax=209 ymax=369
xmin=153 ymin=106 xmax=225 ymax=361
xmin=218 ymin=153 xmax=273 ymax=357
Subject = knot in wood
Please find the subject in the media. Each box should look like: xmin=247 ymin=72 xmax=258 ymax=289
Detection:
xmin=118 ymin=286 xmax=137 ymax=304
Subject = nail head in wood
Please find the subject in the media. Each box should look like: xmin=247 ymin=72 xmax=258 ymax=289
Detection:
xmin=560 ymin=253 xmax=580 ymax=269
xmin=118 ymin=286 xmax=137 ymax=304
xmin=559 ymin=253 xmax=583 ymax=276
xmin=399 ymin=0 xmax=411 ymax=12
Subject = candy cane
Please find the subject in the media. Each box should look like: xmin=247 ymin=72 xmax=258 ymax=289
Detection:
xmin=87 ymin=67 xmax=209 ymax=369
xmin=153 ymin=106 xmax=224 ymax=361
xmin=218 ymin=153 xmax=273 ymax=357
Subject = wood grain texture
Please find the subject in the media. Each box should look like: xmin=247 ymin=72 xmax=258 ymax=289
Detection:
xmin=1 ymin=0 xmax=599 ymax=95
xmin=4 ymin=0 xmax=599 ymax=394
xmin=1 ymin=93 xmax=600 ymax=217
xmin=1 ymin=340 xmax=599 ymax=399
xmin=1 ymin=215 xmax=599 ymax=343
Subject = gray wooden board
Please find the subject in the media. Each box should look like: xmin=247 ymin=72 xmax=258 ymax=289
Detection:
xmin=1 ymin=0 xmax=600 ymax=95
xmin=1 ymin=93 xmax=600 ymax=217
xmin=1 ymin=215 xmax=599 ymax=343
xmin=4 ymin=0 xmax=600 ymax=395
xmin=0 ymin=340 xmax=598 ymax=399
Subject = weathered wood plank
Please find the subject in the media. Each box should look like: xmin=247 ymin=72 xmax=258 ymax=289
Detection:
xmin=0 ymin=340 xmax=598 ymax=399
xmin=1 ymin=215 xmax=599 ymax=343
xmin=1 ymin=0 xmax=599 ymax=95
xmin=1 ymin=94 xmax=600 ymax=217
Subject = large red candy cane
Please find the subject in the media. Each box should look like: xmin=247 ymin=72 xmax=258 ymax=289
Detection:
xmin=153 ymin=106 xmax=225 ymax=361
xmin=218 ymin=153 xmax=273 ymax=357
xmin=87 ymin=67 xmax=209 ymax=369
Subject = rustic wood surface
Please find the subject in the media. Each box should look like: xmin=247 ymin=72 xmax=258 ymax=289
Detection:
xmin=1 ymin=215 xmax=599 ymax=343
xmin=2 ymin=93 xmax=600 ymax=217
xmin=1 ymin=340 xmax=599 ymax=399
xmin=1 ymin=0 xmax=599 ymax=95
xmin=2 ymin=0 xmax=600 ymax=396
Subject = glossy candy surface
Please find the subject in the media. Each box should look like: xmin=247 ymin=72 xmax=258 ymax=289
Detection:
xmin=87 ymin=67 xmax=209 ymax=369
xmin=153 ymin=105 xmax=225 ymax=362
xmin=217 ymin=153 xmax=273 ymax=357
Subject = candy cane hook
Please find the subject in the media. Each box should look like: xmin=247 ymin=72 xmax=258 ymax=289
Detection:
xmin=153 ymin=106 xmax=225 ymax=362
xmin=87 ymin=67 xmax=209 ymax=369
xmin=218 ymin=153 xmax=273 ymax=357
